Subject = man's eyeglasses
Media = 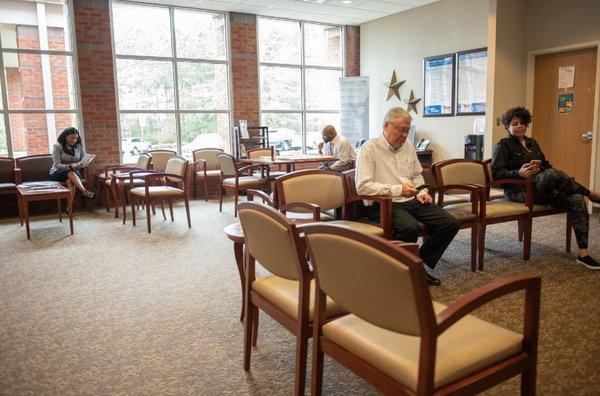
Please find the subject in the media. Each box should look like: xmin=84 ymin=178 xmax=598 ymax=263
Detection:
xmin=387 ymin=122 xmax=410 ymax=135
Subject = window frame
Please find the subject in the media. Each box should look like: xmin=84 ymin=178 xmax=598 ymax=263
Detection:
xmin=258 ymin=16 xmax=345 ymax=153
xmin=110 ymin=0 xmax=233 ymax=159
xmin=0 ymin=0 xmax=83 ymax=157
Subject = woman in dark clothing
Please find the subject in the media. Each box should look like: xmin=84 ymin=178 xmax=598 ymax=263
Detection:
xmin=50 ymin=127 xmax=95 ymax=199
xmin=492 ymin=106 xmax=600 ymax=269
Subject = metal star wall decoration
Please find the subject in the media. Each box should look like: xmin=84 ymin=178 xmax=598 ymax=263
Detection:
xmin=384 ymin=70 xmax=405 ymax=101
xmin=405 ymin=89 xmax=422 ymax=114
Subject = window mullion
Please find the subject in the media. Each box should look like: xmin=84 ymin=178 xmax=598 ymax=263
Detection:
xmin=300 ymin=21 xmax=306 ymax=154
xmin=169 ymin=6 xmax=182 ymax=156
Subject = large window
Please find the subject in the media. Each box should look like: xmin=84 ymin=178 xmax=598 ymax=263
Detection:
xmin=259 ymin=18 xmax=343 ymax=154
xmin=0 ymin=0 xmax=81 ymax=158
xmin=112 ymin=2 xmax=231 ymax=162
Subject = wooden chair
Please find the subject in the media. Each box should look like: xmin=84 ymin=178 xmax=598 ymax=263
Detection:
xmin=101 ymin=153 xmax=152 ymax=214
xmin=237 ymin=202 xmax=346 ymax=395
xmin=304 ymin=224 xmax=541 ymax=396
xmin=148 ymin=149 xmax=176 ymax=171
xmin=434 ymin=158 xmax=533 ymax=270
xmin=192 ymin=148 xmax=222 ymax=201
xmin=247 ymin=146 xmax=286 ymax=180
xmin=129 ymin=156 xmax=191 ymax=233
xmin=217 ymin=153 xmax=270 ymax=217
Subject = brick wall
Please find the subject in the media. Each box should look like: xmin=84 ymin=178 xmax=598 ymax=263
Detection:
xmin=73 ymin=0 xmax=120 ymax=168
xmin=345 ymin=25 xmax=360 ymax=77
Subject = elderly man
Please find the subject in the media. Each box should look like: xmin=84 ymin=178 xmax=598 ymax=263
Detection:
xmin=355 ymin=107 xmax=459 ymax=286
xmin=317 ymin=125 xmax=355 ymax=172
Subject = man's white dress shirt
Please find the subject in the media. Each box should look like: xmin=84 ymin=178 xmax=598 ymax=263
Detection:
xmin=322 ymin=134 xmax=356 ymax=171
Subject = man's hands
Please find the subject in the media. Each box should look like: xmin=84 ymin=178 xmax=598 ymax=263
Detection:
xmin=317 ymin=141 xmax=324 ymax=154
xmin=416 ymin=193 xmax=433 ymax=204
xmin=401 ymin=181 xmax=418 ymax=197
xmin=518 ymin=162 xmax=540 ymax=179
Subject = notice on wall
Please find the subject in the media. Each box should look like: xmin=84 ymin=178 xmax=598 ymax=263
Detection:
xmin=456 ymin=49 xmax=487 ymax=114
xmin=558 ymin=92 xmax=574 ymax=113
xmin=423 ymin=54 xmax=455 ymax=116
xmin=340 ymin=76 xmax=369 ymax=144
xmin=558 ymin=65 xmax=575 ymax=89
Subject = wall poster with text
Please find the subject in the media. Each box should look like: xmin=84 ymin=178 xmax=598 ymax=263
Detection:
xmin=456 ymin=48 xmax=487 ymax=115
xmin=423 ymin=53 xmax=455 ymax=117
xmin=340 ymin=76 xmax=369 ymax=144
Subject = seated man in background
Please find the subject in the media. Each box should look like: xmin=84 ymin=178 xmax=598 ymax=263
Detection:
xmin=317 ymin=125 xmax=356 ymax=172
xmin=355 ymin=107 xmax=459 ymax=286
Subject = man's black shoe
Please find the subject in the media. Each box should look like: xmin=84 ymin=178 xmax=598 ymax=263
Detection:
xmin=426 ymin=273 xmax=441 ymax=286
xmin=576 ymin=255 xmax=600 ymax=270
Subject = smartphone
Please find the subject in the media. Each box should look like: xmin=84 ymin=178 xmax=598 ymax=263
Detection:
xmin=415 ymin=184 xmax=432 ymax=192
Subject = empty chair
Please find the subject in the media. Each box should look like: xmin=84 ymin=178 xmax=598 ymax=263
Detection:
xmin=102 ymin=153 xmax=152 ymax=215
xmin=304 ymin=224 xmax=541 ymax=395
xmin=193 ymin=148 xmax=223 ymax=201
xmin=148 ymin=149 xmax=176 ymax=172
xmin=237 ymin=202 xmax=345 ymax=395
xmin=130 ymin=156 xmax=191 ymax=233
xmin=247 ymin=146 xmax=286 ymax=180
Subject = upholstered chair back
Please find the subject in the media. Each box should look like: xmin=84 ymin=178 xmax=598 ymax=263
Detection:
xmin=0 ymin=157 xmax=15 ymax=183
xmin=305 ymin=227 xmax=428 ymax=336
xmin=15 ymin=154 xmax=53 ymax=182
xmin=136 ymin=153 xmax=152 ymax=169
xmin=279 ymin=170 xmax=345 ymax=212
xmin=149 ymin=150 xmax=176 ymax=171
xmin=247 ymin=147 xmax=272 ymax=159
xmin=238 ymin=203 xmax=303 ymax=281
xmin=437 ymin=159 xmax=487 ymax=194
xmin=193 ymin=148 xmax=223 ymax=169
xmin=217 ymin=153 xmax=237 ymax=178
xmin=164 ymin=156 xmax=188 ymax=183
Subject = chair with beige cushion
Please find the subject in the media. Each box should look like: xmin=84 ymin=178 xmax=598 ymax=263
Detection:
xmin=275 ymin=169 xmax=391 ymax=237
xmin=217 ymin=153 xmax=269 ymax=217
xmin=148 ymin=149 xmax=176 ymax=172
xmin=192 ymin=148 xmax=222 ymax=201
xmin=247 ymin=146 xmax=286 ymax=180
xmin=237 ymin=202 xmax=346 ymax=395
xmin=304 ymin=224 xmax=541 ymax=395
xmin=101 ymin=153 xmax=152 ymax=216
xmin=129 ymin=156 xmax=191 ymax=233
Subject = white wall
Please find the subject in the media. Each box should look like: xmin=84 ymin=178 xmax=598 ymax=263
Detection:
xmin=360 ymin=0 xmax=488 ymax=162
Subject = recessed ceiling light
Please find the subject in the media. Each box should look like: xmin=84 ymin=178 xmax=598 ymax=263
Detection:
xmin=342 ymin=0 xmax=352 ymax=3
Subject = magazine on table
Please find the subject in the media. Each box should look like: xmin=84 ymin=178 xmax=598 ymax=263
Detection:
xmin=19 ymin=181 xmax=62 ymax=190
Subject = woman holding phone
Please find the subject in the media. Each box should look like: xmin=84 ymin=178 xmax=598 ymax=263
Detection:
xmin=492 ymin=106 xmax=600 ymax=269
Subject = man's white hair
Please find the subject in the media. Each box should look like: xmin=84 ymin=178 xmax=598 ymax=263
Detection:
xmin=383 ymin=107 xmax=412 ymax=126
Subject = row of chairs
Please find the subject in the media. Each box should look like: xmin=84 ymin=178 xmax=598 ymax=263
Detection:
xmin=238 ymin=201 xmax=541 ymax=395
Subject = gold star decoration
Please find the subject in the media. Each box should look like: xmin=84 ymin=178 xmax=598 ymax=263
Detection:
xmin=405 ymin=89 xmax=422 ymax=114
xmin=384 ymin=70 xmax=405 ymax=101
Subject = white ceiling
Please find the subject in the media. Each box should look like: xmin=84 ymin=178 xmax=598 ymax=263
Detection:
xmin=129 ymin=0 xmax=440 ymax=26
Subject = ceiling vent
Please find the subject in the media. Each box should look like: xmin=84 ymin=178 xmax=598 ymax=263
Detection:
xmin=294 ymin=0 xmax=329 ymax=4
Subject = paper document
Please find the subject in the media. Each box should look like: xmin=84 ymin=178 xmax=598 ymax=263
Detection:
xmin=78 ymin=153 xmax=96 ymax=167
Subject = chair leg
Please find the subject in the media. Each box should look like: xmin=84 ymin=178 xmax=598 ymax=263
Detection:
xmin=193 ymin=177 xmax=198 ymax=199
xmin=251 ymin=309 xmax=258 ymax=347
xmin=566 ymin=213 xmax=572 ymax=252
xmin=184 ymin=194 xmax=191 ymax=228
xmin=523 ymin=218 xmax=532 ymax=261
xmin=122 ymin=189 xmax=128 ymax=225
xmin=105 ymin=185 xmax=111 ymax=212
xmin=219 ymin=184 xmax=224 ymax=212
xmin=518 ymin=219 xmax=524 ymax=242
xmin=146 ymin=199 xmax=152 ymax=233
xmin=294 ymin=323 xmax=309 ymax=396
xmin=160 ymin=200 xmax=166 ymax=220
xmin=234 ymin=191 xmax=239 ymax=217
xmin=203 ymin=178 xmax=209 ymax=202
xmin=478 ymin=223 xmax=486 ymax=271
xmin=57 ymin=199 xmax=62 ymax=222
xmin=169 ymin=201 xmax=174 ymax=221
xmin=521 ymin=368 xmax=537 ymax=395
xmin=311 ymin=330 xmax=324 ymax=396
xmin=151 ymin=202 xmax=156 ymax=215
xmin=470 ymin=225 xmax=477 ymax=272
xmin=131 ymin=195 xmax=136 ymax=226
xmin=243 ymin=298 xmax=255 ymax=371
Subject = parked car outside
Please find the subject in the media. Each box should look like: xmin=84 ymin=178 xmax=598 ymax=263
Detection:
xmin=181 ymin=132 xmax=226 ymax=158
xmin=268 ymin=128 xmax=295 ymax=151
xmin=291 ymin=131 xmax=322 ymax=152
xmin=122 ymin=137 xmax=152 ymax=155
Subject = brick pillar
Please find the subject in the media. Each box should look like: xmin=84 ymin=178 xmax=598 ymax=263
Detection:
xmin=345 ymin=25 xmax=360 ymax=77
xmin=73 ymin=0 xmax=120 ymax=167
xmin=230 ymin=12 xmax=260 ymax=126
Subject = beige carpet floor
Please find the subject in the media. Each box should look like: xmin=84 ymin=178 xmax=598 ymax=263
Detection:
xmin=0 ymin=197 xmax=599 ymax=394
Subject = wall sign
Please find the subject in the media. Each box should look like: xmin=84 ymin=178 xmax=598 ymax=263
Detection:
xmin=456 ymin=48 xmax=487 ymax=115
xmin=423 ymin=53 xmax=455 ymax=117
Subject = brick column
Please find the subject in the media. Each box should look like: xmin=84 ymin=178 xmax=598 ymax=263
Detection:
xmin=73 ymin=0 xmax=120 ymax=167
xmin=345 ymin=25 xmax=360 ymax=77
xmin=230 ymin=12 xmax=260 ymax=126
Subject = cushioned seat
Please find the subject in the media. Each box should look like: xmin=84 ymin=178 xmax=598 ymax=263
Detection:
xmin=327 ymin=220 xmax=384 ymax=236
xmin=445 ymin=199 xmax=528 ymax=219
xmin=196 ymin=169 xmax=221 ymax=177
xmin=105 ymin=178 xmax=144 ymax=186
xmin=222 ymin=176 xmax=267 ymax=187
xmin=0 ymin=182 xmax=16 ymax=190
xmin=285 ymin=211 xmax=335 ymax=222
xmin=532 ymin=203 xmax=556 ymax=212
xmin=130 ymin=185 xmax=183 ymax=197
xmin=443 ymin=206 xmax=478 ymax=222
xmin=252 ymin=276 xmax=346 ymax=321
xmin=323 ymin=304 xmax=522 ymax=392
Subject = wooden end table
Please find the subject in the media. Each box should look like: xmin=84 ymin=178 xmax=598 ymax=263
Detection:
xmin=17 ymin=182 xmax=73 ymax=240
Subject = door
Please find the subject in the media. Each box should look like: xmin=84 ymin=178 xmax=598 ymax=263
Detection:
xmin=532 ymin=47 xmax=597 ymax=187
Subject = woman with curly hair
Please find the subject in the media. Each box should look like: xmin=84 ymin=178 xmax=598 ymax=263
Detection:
xmin=492 ymin=106 xmax=600 ymax=269
xmin=50 ymin=127 xmax=96 ymax=199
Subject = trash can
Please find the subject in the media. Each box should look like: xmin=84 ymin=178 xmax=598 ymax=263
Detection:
xmin=464 ymin=134 xmax=484 ymax=161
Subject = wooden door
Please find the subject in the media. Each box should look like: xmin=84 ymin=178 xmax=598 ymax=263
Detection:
xmin=532 ymin=47 xmax=597 ymax=187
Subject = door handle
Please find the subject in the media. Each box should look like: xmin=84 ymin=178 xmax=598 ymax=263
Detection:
xmin=581 ymin=131 xmax=593 ymax=141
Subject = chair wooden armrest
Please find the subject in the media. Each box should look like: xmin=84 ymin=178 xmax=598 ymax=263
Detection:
xmin=345 ymin=194 xmax=393 ymax=239
xmin=238 ymin=163 xmax=270 ymax=175
xmin=436 ymin=183 xmax=483 ymax=213
xmin=14 ymin=168 xmax=22 ymax=184
xmin=194 ymin=159 xmax=207 ymax=176
xmin=280 ymin=202 xmax=321 ymax=221
xmin=436 ymin=274 xmax=541 ymax=334
xmin=491 ymin=179 xmax=534 ymax=210
xmin=247 ymin=189 xmax=274 ymax=207
xmin=389 ymin=241 xmax=420 ymax=256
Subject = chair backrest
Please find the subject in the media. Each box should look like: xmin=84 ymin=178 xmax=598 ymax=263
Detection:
xmin=247 ymin=147 xmax=273 ymax=159
xmin=164 ymin=156 xmax=188 ymax=183
xmin=217 ymin=153 xmax=237 ymax=177
xmin=136 ymin=153 xmax=152 ymax=169
xmin=276 ymin=169 xmax=346 ymax=212
xmin=238 ymin=202 xmax=307 ymax=281
xmin=483 ymin=158 xmax=493 ymax=181
xmin=0 ymin=157 xmax=15 ymax=183
xmin=15 ymin=154 xmax=53 ymax=182
xmin=304 ymin=225 xmax=433 ymax=336
xmin=434 ymin=159 xmax=488 ymax=194
xmin=148 ymin=150 xmax=176 ymax=171
xmin=193 ymin=148 xmax=223 ymax=169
